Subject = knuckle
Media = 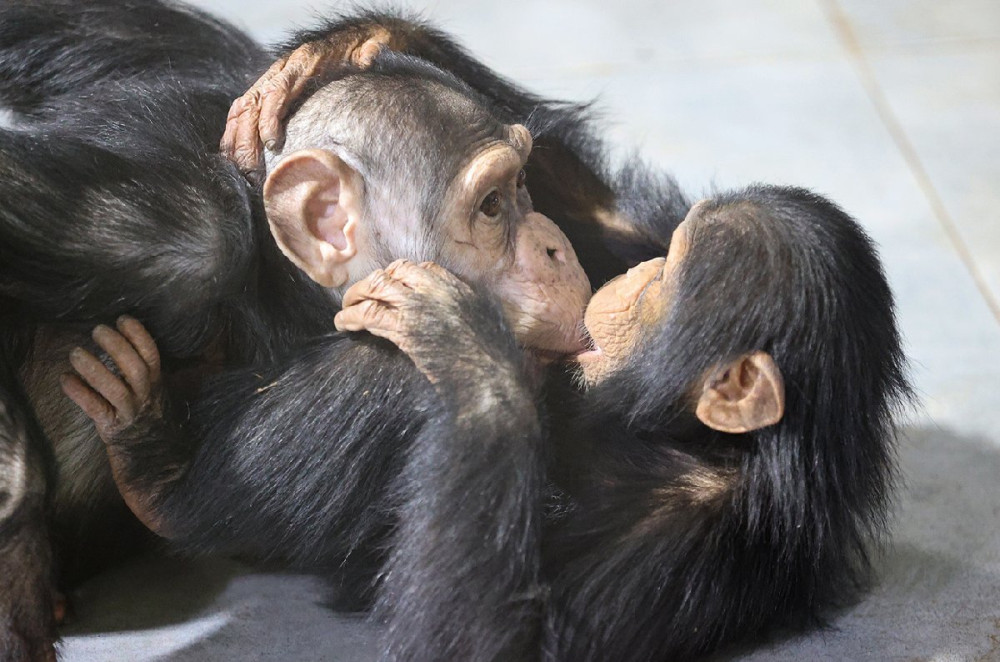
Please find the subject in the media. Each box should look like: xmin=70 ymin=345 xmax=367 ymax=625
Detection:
xmin=242 ymin=89 xmax=263 ymax=110
xmin=225 ymin=98 xmax=246 ymax=121
xmin=261 ymin=76 xmax=286 ymax=97
xmin=369 ymin=270 xmax=388 ymax=290
xmin=232 ymin=144 xmax=259 ymax=164
xmin=385 ymin=258 xmax=410 ymax=274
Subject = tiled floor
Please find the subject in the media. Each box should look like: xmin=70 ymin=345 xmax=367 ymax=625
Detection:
xmin=59 ymin=1 xmax=1000 ymax=660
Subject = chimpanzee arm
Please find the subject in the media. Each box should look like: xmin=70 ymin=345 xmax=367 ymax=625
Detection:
xmin=336 ymin=260 xmax=546 ymax=660
xmin=62 ymin=318 xmax=426 ymax=564
xmin=222 ymin=11 xmax=689 ymax=284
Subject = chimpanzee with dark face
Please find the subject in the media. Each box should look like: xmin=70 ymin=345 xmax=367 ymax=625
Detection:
xmin=81 ymin=185 xmax=909 ymax=660
xmin=0 ymin=2 xmax=631 ymax=658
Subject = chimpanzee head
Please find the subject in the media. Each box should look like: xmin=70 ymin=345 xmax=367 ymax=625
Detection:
xmin=260 ymin=53 xmax=591 ymax=355
xmin=576 ymin=184 xmax=909 ymax=453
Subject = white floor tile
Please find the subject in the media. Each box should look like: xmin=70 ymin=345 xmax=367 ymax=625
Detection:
xmin=837 ymin=0 xmax=1000 ymax=49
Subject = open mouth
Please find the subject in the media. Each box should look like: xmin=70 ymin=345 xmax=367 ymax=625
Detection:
xmin=568 ymin=326 xmax=602 ymax=364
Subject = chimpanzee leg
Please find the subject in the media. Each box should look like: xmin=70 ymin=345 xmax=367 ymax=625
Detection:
xmin=0 ymin=370 xmax=56 ymax=662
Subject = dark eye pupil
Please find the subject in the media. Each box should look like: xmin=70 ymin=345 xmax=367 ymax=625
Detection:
xmin=480 ymin=191 xmax=501 ymax=217
xmin=516 ymin=169 xmax=526 ymax=188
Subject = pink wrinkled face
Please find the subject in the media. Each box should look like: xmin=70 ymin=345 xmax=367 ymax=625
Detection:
xmin=437 ymin=124 xmax=591 ymax=355
xmin=575 ymin=210 xmax=694 ymax=386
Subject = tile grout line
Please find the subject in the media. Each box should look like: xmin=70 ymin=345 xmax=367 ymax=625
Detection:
xmin=819 ymin=0 xmax=1000 ymax=326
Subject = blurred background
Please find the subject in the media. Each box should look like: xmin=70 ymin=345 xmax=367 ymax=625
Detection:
xmin=60 ymin=1 xmax=1000 ymax=660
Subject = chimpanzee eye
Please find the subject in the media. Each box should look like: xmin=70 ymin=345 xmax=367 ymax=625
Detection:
xmin=516 ymin=169 xmax=526 ymax=188
xmin=480 ymin=190 xmax=502 ymax=217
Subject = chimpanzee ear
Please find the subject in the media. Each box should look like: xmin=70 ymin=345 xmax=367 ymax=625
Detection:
xmin=262 ymin=149 xmax=363 ymax=288
xmin=695 ymin=352 xmax=785 ymax=433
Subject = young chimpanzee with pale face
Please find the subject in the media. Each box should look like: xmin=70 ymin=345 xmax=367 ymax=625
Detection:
xmin=80 ymin=185 xmax=909 ymax=661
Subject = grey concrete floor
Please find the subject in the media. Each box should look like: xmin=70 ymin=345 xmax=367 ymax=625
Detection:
xmin=58 ymin=1 xmax=1000 ymax=660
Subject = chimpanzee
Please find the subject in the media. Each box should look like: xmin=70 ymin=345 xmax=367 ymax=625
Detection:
xmin=0 ymin=2 xmax=637 ymax=658
xmin=220 ymin=9 xmax=686 ymax=286
xmin=77 ymin=185 xmax=910 ymax=660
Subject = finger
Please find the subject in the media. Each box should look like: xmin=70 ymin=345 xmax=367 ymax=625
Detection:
xmin=335 ymin=299 xmax=400 ymax=337
xmin=354 ymin=37 xmax=384 ymax=67
xmin=231 ymin=96 xmax=264 ymax=172
xmin=382 ymin=258 xmax=415 ymax=276
xmin=387 ymin=260 xmax=449 ymax=291
xmin=334 ymin=304 xmax=369 ymax=333
xmin=415 ymin=261 xmax=472 ymax=297
xmin=220 ymin=94 xmax=250 ymax=157
xmin=116 ymin=316 xmax=161 ymax=381
xmin=343 ymin=268 xmax=413 ymax=308
xmin=241 ymin=58 xmax=286 ymax=151
xmin=258 ymin=72 xmax=293 ymax=150
xmin=341 ymin=271 xmax=381 ymax=309
xmin=92 ymin=325 xmax=149 ymax=402
xmin=381 ymin=259 xmax=430 ymax=289
xmin=335 ymin=299 xmax=381 ymax=332
xmin=343 ymin=269 xmax=404 ymax=308
xmin=60 ymin=372 xmax=116 ymax=433
xmin=68 ymin=347 xmax=135 ymax=421
xmin=416 ymin=261 xmax=453 ymax=279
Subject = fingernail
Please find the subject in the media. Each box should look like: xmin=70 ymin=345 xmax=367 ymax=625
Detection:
xmin=264 ymin=139 xmax=277 ymax=151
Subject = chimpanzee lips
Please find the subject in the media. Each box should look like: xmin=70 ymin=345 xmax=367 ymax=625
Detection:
xmin=569 ymin=329 xmax=602 ymax=364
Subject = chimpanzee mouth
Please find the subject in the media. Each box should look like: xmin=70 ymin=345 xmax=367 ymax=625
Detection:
xmin=570 ymin=330 xmax=602 ymax=364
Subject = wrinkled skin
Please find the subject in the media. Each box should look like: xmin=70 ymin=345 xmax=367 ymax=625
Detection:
xmin=221 ymin=30 xmax=395 ymax=177
xmin=334 ymin=260 xmax=482 ymax=384
xmin=575 ymin=210 xmax=692 ymax=385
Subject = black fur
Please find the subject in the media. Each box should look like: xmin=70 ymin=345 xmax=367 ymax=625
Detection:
xmin=0 ymin=2 xmax=670 ymax=658
xmin=539 ymin=186 xmax=911 ymax=659
xmin=0 ymin=3 xmax=908 ymax=661
xmin=110 ymin=185 xmax=909 ymax=661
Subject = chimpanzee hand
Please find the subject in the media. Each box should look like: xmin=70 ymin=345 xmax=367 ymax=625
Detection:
xmin=59 ymin=317 xmax=177 ymax=537
xmin=335 ymin=260 xmax=510 ymax=387
xmin=60 ymin=316 xmax=163 ymax=445
xmin=220 ymin=28 xmax=392 ymax=174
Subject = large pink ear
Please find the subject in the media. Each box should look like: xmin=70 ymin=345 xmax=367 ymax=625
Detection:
xmin=695 ymin=352 xmax=785 ymax=433
xmin=262 ymin=149 xmax=364 ymax=288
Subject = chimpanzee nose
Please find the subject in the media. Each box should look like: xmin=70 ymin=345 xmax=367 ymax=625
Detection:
xmin=546 ymin=245 xmax=565 ymax=264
